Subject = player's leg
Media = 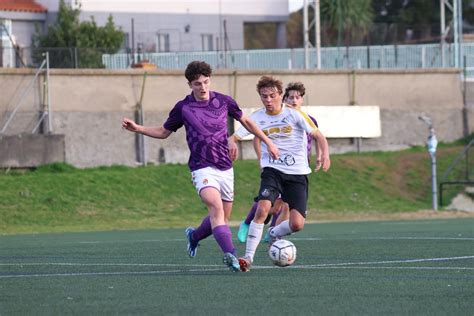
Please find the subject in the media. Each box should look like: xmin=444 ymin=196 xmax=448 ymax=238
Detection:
xmin=200 ymin=187 xmax=239 ymax=271
xmin=187 ymin=167 xmax=239 ymax=271
xmin=237 ymin=200 xmax=258 ymax=243
xmin=269 ymin=174 xmax=308 ymax=242
xmin=269 ymin=208 xmax=305 ymax=240
xmin=240 ymin=168 xmax=281 ymax=271
xmin=263 ymin=198 xmax=283 ymax=242
xmin=186 ymin=168 xmax=217 ymax=258
xmin=185 ymin=216 xmax=211 ymax=257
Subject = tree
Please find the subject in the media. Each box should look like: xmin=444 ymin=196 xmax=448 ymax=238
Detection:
xmin=286 ymin=0 xmax=374 ymax=48
xmin=33 ymin=0 xmax=124 ymax=68
xmin=244 ymin=22 xmax=278 ymax=49
xmin=321 ymin=0 xmax=374 ymax=47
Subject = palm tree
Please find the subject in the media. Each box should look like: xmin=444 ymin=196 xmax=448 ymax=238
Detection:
xmin=287 ymin=0 xmax=374 ymax=50
xmin=322 ymin=0 xmax=373 ymax=44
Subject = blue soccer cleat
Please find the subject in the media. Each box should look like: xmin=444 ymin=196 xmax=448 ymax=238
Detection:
xmin=223 ymin=252 xmax=240 ymax=272
xmin=237 ymin=221 xmax=249 ymax=243
xmin=263 ymin=227 xmax=272 ymax=243
xmin=185 ymin=227 xmax=199 ymax=258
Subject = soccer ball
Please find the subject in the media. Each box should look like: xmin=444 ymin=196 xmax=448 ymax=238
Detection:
xmin=268 ymin=239 xmax=297 ymax=267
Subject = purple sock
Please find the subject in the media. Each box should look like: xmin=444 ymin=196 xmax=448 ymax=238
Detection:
xmin=213 ymin=225 xmax=235 ymax=255
xmin=270 ymin=211 xmax=280 ymax=227
xmin=192 ymin=216 xmax=212 ymax=242
xmin=244 ymin=202 xmax=258 ymax=225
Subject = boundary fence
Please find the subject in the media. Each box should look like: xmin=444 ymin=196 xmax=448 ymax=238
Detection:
xmin=101 ymin=42 xmax=474 ymax=77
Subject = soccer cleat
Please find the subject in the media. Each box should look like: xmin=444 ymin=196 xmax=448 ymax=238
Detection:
xmin=185 ymin=227 xmax=199 ymax=258
xmin=238 ymin=256 xmax=252 ymax=272
xmin=262 ymin=226 xmax=272 ymax=243
xmin=237 ymin=221 xmax=249 ymax=243
xmin=223 ymin=252 xmax=240 ymax=272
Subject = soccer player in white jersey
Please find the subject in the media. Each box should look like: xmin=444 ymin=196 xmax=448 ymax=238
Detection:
xmin=229 ymin=76 xmax=331 ymax=272
xmin=236 ymin=81 xmax=324 ymax=243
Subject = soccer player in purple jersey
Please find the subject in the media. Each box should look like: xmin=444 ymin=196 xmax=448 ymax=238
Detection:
xmin=122 ymin=61 xmax=279 ymax=272
xmin=237 ymin=81 xmax=322 ymax=243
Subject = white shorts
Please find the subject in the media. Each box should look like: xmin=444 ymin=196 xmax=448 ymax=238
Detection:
xmin=191 ymin=167 xmax=234 ymax=202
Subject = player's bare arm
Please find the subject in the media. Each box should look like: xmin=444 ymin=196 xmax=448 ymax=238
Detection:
xmin=228 ymin=136 xmax=238 ymax=161
xmin=311 ymin=129 xmax=331 ymax=172
xmin=238 ymin=114 xmax=280 ymax=160
xmin=315 ymin=139 xmax=323 ymax=171
xmin=122 ymin=117 xmax=172 ymax=139
xmin=252 ymin=137 xmax=262 ymax=161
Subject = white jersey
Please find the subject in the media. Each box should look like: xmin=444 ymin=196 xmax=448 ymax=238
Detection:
xmin=235 ymin=104 xmax=318 ymax=175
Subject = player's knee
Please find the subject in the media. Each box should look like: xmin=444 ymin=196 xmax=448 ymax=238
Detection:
xmin=255 ymin=208 xmax=269 ymax=222
xmin=290 ymin=221 xmax=304 ymax=232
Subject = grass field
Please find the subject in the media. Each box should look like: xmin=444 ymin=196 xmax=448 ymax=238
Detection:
xmin=1 ymin=218 xmax=473 ymax=315
xmin=1 ymin=138 xmax=473 ymax=235
xmin=1 ymin=138 xmax=473 ymax=314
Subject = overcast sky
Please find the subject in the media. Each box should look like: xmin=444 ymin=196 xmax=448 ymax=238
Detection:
xmin=289 ymin=0 xmax=304 ymax=13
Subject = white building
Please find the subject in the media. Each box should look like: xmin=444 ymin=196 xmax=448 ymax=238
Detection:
xmin=37 ymin=0 xmax=289 ymax=53
xmin=0 ymin=1 xmax=47 ymax=67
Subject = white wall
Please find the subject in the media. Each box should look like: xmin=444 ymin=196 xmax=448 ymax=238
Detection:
xmin=39 ymin=0 xmax=289 ymax=16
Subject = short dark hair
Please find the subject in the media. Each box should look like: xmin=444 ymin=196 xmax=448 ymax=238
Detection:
xmin=256 ymin=76 xmax=283 ymax=95
xmin=285 ymin=81 xmax=306 ymax=97
xmin=185 ymin=61 xmax=212 ymax=82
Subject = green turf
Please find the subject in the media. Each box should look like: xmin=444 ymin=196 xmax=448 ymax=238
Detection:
xmin=1 ymin=218 xmax=473 ymax=315
xmin=1 ymin=137 xmax=472 ymax=234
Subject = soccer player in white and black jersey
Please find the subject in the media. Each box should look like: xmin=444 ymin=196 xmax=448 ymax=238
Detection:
xmin=230 ymin=76 xmax=331 ymax=272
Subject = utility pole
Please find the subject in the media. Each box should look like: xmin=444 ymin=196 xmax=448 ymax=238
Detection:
xmin=419 ymin=115 xmax=438 ymax=211
xmin=303 ymin=0 xmax=321 ymax=69
xmin=440 ymin=0 xmax=463 ymax=69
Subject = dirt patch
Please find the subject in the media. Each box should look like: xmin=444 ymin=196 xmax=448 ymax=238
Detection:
xmin=446 ymin=187 xmax=474 ymax=212
xmin=229 ymin=210 xmax=474 ymax=227
xmin=310 ymin=210 xmax=474 ymax=223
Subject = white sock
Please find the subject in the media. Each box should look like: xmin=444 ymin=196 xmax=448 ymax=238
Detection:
xmin=245 ymin=221 xmax=264 ymax=262
xmin=270 ymin=220 xmax=293 ymax=238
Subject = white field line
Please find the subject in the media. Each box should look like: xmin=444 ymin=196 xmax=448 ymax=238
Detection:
xmin=76 ymin=236 xmax=474 ymax=244
xmin=1 ymin=256 xmax=473 ymax=279
xmin=292 ymin=237 xmax=474 ymax=241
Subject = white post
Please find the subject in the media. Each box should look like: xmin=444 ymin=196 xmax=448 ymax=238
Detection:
xmin=422 ymin=45 xmax=426 ymax=68
xmin=303 ymin=0 xmax=309 ymax=69
xmin=454 ymin=0 xmax=459 ymax=68
xmin=315 ymin=0 xmax=321 ymax=69
xmin=46 ymin=52 xmax=52 ymax=133
xmin=440 ymin=0 xmax=446 ymax=67
xmin=419 ymin=115 xmax=438 ymax=211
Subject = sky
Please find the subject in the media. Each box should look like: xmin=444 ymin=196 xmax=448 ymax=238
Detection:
xmin=289 ymin=0 xmax=304 ymax=13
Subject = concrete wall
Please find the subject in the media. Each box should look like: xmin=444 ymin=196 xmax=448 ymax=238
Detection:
xmin=0 ymin=68 xmax=470 ymax=168
xmin=0 ymin=133 xmax=65 ymax=168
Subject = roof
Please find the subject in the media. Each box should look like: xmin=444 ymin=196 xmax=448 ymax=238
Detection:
xmin=0 ymin=0 xmax=47 ymax=13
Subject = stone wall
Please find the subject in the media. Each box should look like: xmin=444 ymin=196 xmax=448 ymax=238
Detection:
xmin=0 ymin=68 xmax=470 ymax=168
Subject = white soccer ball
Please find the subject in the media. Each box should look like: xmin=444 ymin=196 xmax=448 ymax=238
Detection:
xmin=268 ymin=239 xmax=297 ymax=267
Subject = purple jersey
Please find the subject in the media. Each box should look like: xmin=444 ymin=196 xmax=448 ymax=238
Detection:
xmin=307 ymin=115 xmax=319 ymax=162
xmin=163 ymin=91 xmax=243 ymax=171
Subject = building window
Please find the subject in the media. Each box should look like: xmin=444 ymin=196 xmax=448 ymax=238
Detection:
xmin=0 ymin=19 xmax=14 ymax=67
xmin=156 ymin=33 xmax=170 ymax=52
xmin=201 ymin=34 xmax=213 ymax=51
xmin=0 ymin=18 xmax=12 ymax=43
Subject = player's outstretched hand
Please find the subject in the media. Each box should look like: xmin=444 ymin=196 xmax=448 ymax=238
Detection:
xmin=267 ymin=142 xmax=280 ymax=160
xmin=228 ymin=139 xmax=238 ymax=161
xmin=122 ymin=118 xmax=140 ymax=133
xmin=315 ymin=156 xmax=331 ymax=172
